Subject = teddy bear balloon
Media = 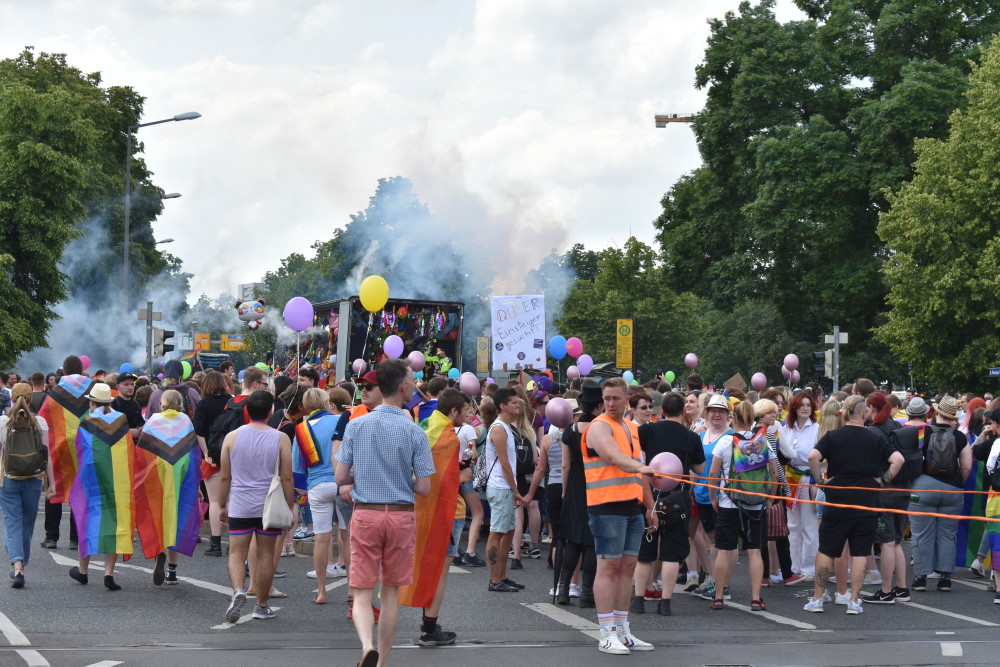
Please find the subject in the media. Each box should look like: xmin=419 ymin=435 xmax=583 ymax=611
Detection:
xmin=235 ymin=297 xmax=266 ymax=331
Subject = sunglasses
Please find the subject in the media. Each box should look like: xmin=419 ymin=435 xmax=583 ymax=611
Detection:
xmin=637 ymin=405 xmax=652 ymax=410
xmin=361 ymin=384 xmax=376 ymax=392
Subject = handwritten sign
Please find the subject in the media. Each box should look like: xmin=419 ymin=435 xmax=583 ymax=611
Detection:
xmin=490 ymin=295 xmax=545 ymax=371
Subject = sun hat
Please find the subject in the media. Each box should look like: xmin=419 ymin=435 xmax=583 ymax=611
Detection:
xmin=706 ymin=394 xmax=731 ymax=411
xmin=936 ymin=395 xmax=960 ymax=420
xmin=85 ymin=383 xmax=114 ymax=404
xmin=564 ymin=398 xmax=581 ymax=415
xmin=906 ymin=396 xmax=929 ymax=416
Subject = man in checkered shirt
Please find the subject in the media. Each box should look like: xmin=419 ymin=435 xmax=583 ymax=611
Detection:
xmin=336 ymin=359 xmax=435 ymax=667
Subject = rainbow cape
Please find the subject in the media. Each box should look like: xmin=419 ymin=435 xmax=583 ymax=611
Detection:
xmin=957 ymin=432 xmax=989 ymax=568
xmin=399 ymin=410 xmax=460 ymax=608
xmin=38 ymin=375 xmax=95 ymax=503
xmin=69 ymin=410 xmax=135 ymax=559
xmin=134 ymin=410 xmax=203 ymax=559
xmin=294 ymin=409 xmax=330 ymax=467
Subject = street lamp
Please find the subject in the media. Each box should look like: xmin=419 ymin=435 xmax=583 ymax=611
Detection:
xmin=123 ymin=112 xmax=201 ymax=327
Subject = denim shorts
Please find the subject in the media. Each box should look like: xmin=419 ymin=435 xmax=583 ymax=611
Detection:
xmin=485 ymin=487 xmax=515 ymax=533
xmin=459 ymin=479 xmax=474 ymax=495
xmin=446 ymin=518 xmax=465 ymax=557
xmin=588 ymin=512 xmax=646 ymax=559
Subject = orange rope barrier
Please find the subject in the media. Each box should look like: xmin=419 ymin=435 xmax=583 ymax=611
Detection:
xmin=667 ymin=472 xmax=991 ymax=494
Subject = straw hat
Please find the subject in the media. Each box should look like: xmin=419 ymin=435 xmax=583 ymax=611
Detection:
xmin=85 ymin=383 xmax=114 ymax=404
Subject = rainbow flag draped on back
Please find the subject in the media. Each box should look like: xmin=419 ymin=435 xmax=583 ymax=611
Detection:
xmin=399 ymin=410 xmax=460 ymax=608
xmin=133 ymin=410 xmax=203 ymax=559
xmin=38 ymin=375 xmax=95 ymax=503
xmin=70 ymin=410 xmax=135 ymax=558
xmin=956 ymin=432 xmax=989 ymax=568
xmin=294 ymin=410 xmax=330 ymax=467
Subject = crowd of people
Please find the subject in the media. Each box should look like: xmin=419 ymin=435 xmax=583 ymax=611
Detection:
xmin=2 ymin=360 xmax=1000 ymax=664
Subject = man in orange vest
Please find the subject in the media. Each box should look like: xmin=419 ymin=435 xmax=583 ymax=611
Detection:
xmin=581 ymin=377 xmax=656 ymax=655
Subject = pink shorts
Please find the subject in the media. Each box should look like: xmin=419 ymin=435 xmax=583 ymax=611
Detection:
xmin=349 ymin=508 xmax=417 ymax=589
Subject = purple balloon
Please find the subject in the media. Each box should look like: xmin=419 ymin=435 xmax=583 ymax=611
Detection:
xmin=566 ymin=365 xmax=580 ymax=379
xmin=486 ymin=377 xmax=495 ymax=385
xmin=546 ymin=397 xmax=573 ymax=429
xmin=685 ymin=353 xmax=698 ymax=369
xmin=283 ymin=296 xmax=313 ymax=332
xmin=783 ymin=353 xmax=799 ymax=371
xmin=384 ymin=335 xmax=404 ymax=359
xmin=751 ymin=372 xmax=767 ymax=391
xmin=459 ymin=372 xmax=480 ymax=395
xmin=790 ymin=369 xmax=801 ymax=384
xmin=578 ymin=354 xmax=594 ymax=376
xmin=407 ymin=350 xmax=426 ymax=371
xmin=781 ymin=365 xmax=790 ymax=379
xmin=352 ymin=359 xmax=366 ymax=375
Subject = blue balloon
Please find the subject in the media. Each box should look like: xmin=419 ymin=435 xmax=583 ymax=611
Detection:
xmin=623 ymin=370 xmax=635 ymax=383
xmin=448 ymin=368 xmax=461 ymax=380
xmin=414 ymin=370 xmax=424 ymax=380
xmin=119 ymin=363 xmax=132 ymax=374
xmin=548 ymin=335 xmax=567 ymax=360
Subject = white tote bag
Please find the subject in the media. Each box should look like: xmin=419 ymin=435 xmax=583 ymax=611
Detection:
xmin=262 ymin=454 xmax=293 ymax=531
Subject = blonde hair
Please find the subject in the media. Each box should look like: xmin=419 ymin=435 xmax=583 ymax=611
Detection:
xmin=842 ymin=395 xmax=867 ymax=421
xmin=515 ymin=398 xmax=537 ymax=446
xmin=818 ymin=399 xmax=843 ymax=440
xmin=160 ymin=389 xmax=184 ymax=412
xmin=732 ymin=401 xmax=756 ymax=429
xmin=754 ymin=398 xmax=778 ymax=419
xmin=303 ymin=387 xmax=330 ymax=413
xmin=6 ymin=396 xmax=38 ymax=432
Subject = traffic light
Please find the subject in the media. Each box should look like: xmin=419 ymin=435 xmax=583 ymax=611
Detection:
xmin=812 ymin=350 xmax=833 ymax=378
xmin=154 ymin=328 xmax=176 ymax=356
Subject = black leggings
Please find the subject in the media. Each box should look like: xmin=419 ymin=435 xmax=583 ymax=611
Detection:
xmin=560 ymin=540 xmax=596 ymax=588
xmin=762 ymin=536 xmax=794 ymax=580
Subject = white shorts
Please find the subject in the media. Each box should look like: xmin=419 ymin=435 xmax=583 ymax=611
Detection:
xmin=309 ymin=482 xmax=340 ymax=534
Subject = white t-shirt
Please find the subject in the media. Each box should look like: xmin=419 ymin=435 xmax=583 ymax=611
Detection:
xmin=456 ymin=423 xmax=477 ymax=462
xmin=486 ymin=421 xmax=515 ymax=490
xmin=712 ymin=430 xmax=765 ymax=510
xmin=0 ymin=415 xmax=49 ymax=448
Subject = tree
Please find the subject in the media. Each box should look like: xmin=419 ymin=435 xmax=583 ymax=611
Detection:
xmin=876 ymin=37 xmax=1000 ymax=391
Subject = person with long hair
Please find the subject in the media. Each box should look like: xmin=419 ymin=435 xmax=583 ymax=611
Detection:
xmin=0 ymin=384 xmax=51 ymax=588
xmin=778 ymin=391 xmax=820 ymax=584
xmin=509 ymin=396 xmax=540 ymax=569
xmin=192 ymin=370 xmax=234 ymax=558
xmin=684 ymin=391 xmax=705 ymax=433
xmin=755 ymin=398 xmax=794 ymax=586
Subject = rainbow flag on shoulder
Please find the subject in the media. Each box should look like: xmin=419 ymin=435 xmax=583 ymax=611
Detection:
xmin=39 ymin=374 xmax=95 ymax=503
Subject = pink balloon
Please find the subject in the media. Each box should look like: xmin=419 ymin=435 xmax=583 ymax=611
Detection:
xmin=384 ymin=335 xmax=404 ymax=359
xmin=566 ymin=337 xmax=584 ymax=358
xmin=650 ymin=451 xmax=683 ymax=492
xmin=459 ymin=372 xmax=480 ymax=395
xmin=781 ymin=365 xmax=791 ymax=379
xmin=407 ymin=350 xmax=426 ymax=371
xmin=685 ymin=353 xmax=698 ymax=369
xmin=546 ymin=397 xmax=573 ymax=429
xmin=783 ymin=353 xmax=799 ymax=371
xmin=352 ymin=359 xmax=366 ymax=375
xmin=751 ymin=372 xmax=767 ymax=391
xmin=283 ymin=296 xmax=314 ymax=332
xmin=577 ymin=354 xmax=594 ymax=376
xmin=790 ymin=369 xmax=801 ymax=384
xmin=566 ymin=365 xmax=580 ymax=380
xmin=80 ymin=355 xmax=90 ymax=371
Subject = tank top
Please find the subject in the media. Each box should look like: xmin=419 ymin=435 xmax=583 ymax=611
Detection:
xmin=228 ymin=425 xmax=281 ymax=519
xmin=547 ymin=427 xmax=563 ymax=485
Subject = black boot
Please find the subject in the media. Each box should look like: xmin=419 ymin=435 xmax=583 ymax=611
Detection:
xmin=204 ymin=535 xmax=223 ymax=557
xmin=556 ymin=582 xmax=570 ymax=605
xmin=629 ymin=594 xmax=645 ymax=614
xmin=579 ymin=584 xmax=596 ymax=608
xmin=657 ymin=598 xmax=672 ymax=616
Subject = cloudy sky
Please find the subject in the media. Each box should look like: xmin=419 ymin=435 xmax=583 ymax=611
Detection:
xmin=2 ymin=0 xmax=801 ymax=301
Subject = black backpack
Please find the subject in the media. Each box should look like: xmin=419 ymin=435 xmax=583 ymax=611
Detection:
xmin=206 ymin=399 xmax=248 ymax=462
xmin=924 ymin=423 xmax=958 ymax=476
xmin=3 ymin=424 xmax=47 ymax=480
xmin=889 ymin=426 xmax=925 ymax=485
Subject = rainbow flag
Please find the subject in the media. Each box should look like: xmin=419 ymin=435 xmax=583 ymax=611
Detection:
xmin=133 ymin=410 xmax=203 ymax=559
xmin=294 ymin=410 xmax=330 ymax=467
xmin=784 ymin=465 xmax=813 ymax=508
xmin=957 ymin=432 xmax=989 ymax=568
xmin=399 ymin=410 xmax=460 ymax=608
xmin=38 ymin=375 xmax=95 ymax=503
xmin=179 ymin=350 xmax=198 ymax=364
xmin=69 ymin=410 xmax=135 ymax=559
xmin=732 ymin=428 xmax=770 ymax=473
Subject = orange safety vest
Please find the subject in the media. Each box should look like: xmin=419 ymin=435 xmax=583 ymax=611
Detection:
xmin=581 ymin=414 xmax=643 ymax=507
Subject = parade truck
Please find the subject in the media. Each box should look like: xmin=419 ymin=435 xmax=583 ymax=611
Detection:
xmin=311 ymin=297 xmax=465 ymax=383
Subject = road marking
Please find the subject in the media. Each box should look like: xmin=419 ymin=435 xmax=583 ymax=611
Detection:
xmin=0 ymin=609 xmax=51 ymax=666
xmin=84 ymin=661 xmax=124 ymax=667
xmin=314 ymin=578 xmax=350 ymax=594
xmin=941 ymin=642 xmax=963 ymax=656
xmin=952 ymin=578 xmax=989 ymax=591
xmin=49 ymin=551 xmax=231 ymax=596
xmin=15 ymin=651 xmax=49 ymax=667
xmin=937 ymin=631 xmax=956 ymax=635
xmin=906 ymin=601 xmax=998 ymax=627
xmin=721 ymin=600 xmax=817 ymax=630
xmin=449 ymin=565 xmax=469 ymax=574
xmin=211 ymin=606 xmax=282 ymax=630
xmin=522 ymin=602 xmax=601 ymax=639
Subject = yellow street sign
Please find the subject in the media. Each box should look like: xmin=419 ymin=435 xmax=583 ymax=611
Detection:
xmin=221 ymin=334 xmax=245 ymax=351
xmin=476 ymin=337 xmax=490 ymax=374
xmin=616 ymin=319 xmax=633 ymax=369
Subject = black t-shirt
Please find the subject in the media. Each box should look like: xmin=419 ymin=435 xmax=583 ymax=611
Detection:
xmin=921 ymin=423 xmax=967 ymax=488
xmin=192 ymin=394 xmax=232 ymax=439
xmin=638 ymin=420 xmax=705 ymax=481
xmin=815 ymin=425 xmax=894 ymax=516
xmin=111 ymin=396 xmax=145 ymax=429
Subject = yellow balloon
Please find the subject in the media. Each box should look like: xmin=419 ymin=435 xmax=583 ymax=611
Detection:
xmin=359 ymin=275 xmax=389 ymax=312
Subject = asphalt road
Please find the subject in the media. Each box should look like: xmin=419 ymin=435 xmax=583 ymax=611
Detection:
xmin=3 ymin=506 xmax=1000 ymax=666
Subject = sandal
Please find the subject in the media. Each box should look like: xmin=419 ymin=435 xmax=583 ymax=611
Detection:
xmin=269 ymin=587 xmax=288 ymax=598
xmin=751 ymin=598 xmax=766 ymax=611
xmin=312 ymin=596 xmax=327 ymax=604
xmin=710 ymin=598 xmax=724 ymax=610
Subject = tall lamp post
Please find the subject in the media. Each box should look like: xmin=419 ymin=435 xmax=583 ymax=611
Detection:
xmin=123 ymin=112 xmax=200 ymax=322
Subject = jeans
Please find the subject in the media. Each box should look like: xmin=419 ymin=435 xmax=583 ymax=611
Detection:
xmin=909 ymin=475 xmax=965 ymax=575
xmin=0 ymin=478 xmax=43 ymax=566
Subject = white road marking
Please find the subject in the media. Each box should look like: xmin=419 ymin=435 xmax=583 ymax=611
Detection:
xmin=313 ymin=578 xmax=349 ymax=594
xmin=15 ymin=651 xmax=49 ymax=667
xmin=0 ymin=609 xmax=51 ymax=666
xmin=211 ymin=606 xmax=282 ymax=630
xmin=83 ymin=661 xmax=124 ymax=667
xmin=940 ymin=642 xmax=963 ymax=657
xmin=522 ymin=602 xmax=601 ymax=639
xmin=951 ymin=578 xmax=990 ymax=591
xmin=449 ymin=565 xmax=469 ymax=574
xmin=936 ymin=631 xmax=956 ymax=635
xmin=906 ymin=601 xmax=999 ymax=627
xmin=722 ymin=600 xmax=818 ymax=630
xmin=49 ymin=551 xmax=231 ymax=596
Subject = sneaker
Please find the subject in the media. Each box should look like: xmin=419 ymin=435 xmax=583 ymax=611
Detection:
xmin=418 ymin=624 xmax=457 ymax=646
xmin=510 ymin=558 xmax=524 ymax=570
xmin=820 ymin=590 xmax=832 ymax=603
xmin=40 ymin=539 xmax=57 ymax=549
xmin=643 ymin=587 xmax=661 ymax=601
xmin=864 ymin=571 xmax=882 ymax=586
xmin=292 ymin=527 xmax=314 ymax=541
xmin=927 ymin=570 xmax=941 ymax=579
xmin=693 ymin=581 xmax=717 ymax=600
xmin=281 ymin=543 xmax=296 ymax=557
xmin=989 ymin=576 xmax=996 ymax=592
xmin=845 ymin=599 xmax=863 ymax=615
xmin=69 ymin=566 xmax=88 ymax=585
xmin=937 ymin=577 xmax=952 ymax=592
xmin=272 ymin=568 xmax=287 ymax=579
xmin=617 ymin=622 xmax=653 ymax=651
xmin=598 ymin=625 xmax=630 ymax=655
xmin=971 ymin=559 xmax=986 ymax=578
xmin=10 ymin=571 xmax=24 ymax=589
xmin=723 ymin=586 xmax=731 ymax=600
xmin=308 ymin=563 xmax=345 ymax=578
xmin=103 ymin=576 xmax=121 ymax=591
xmin=252 ymin=604 xmax=276 ymax=619
xmin=488 ymin=580 xmax=520 ymax=592
xmin=760 ymin=578 xmax=770 ymax=588
xmin=203 ymin=542 xmax=223 ymax=557
xmin=165 ymin=569 xmax=178 ymax=585
xmin=803 ymin=598 xmax=824 ymax=613
xmin=863 ymin=589 xmax=895 ymax=604
xmin=465 ymin=553 xmax=487 ymax=567
xmin=784 ymin=574 xmax=808 ymax=586
xmin=629 ymin=595 xmax=645 ymax=614
xmin=892 ymin=586 xmax=911 ymax=602
xmin=527 ymin=546 xmax=541 ymax=559
xmin=152 ymin=552 xmax=166 ymax=586
xmin=225 ymin=590 xmax=248 ymax=623
xmin=994 ymin=592 xmax=1000 ymax=605
xmin=911 ymin=576 xmax=927 ymax=591
xmin=656 ymin=599 xmax=672 ymax=616
xmin=503 ymin=578 xmax=525 ymax=589
xmin=569 ymin=583 xmax=582 ymax=598
xmin=835 ymin=592 xmax=851 ymax=605
xmin=68 ymin=540 xmax=78 ymax=551
xmin=684 ymin=571 xmax=700 ymax=592
xmin=770 ymin=573 xmax=784 ymax=585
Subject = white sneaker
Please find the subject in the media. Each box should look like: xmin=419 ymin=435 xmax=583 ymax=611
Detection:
xmin=971 ymin=559 xmax=986 ymax=577
xmin=927 ymin=571 xmax=941 ymax=579
xmin=864 ymin=571 xmax=882 ymax=586
xmin=599 ymin=625 xmax=630 ymax=655
xmin=835 ymin=592 xmax=851 ymax=605
xmin=569 ymin=583 xmax=582 ymax=598
xmin=306 ymin=564 xmax=345 ymax=579
xmin=684 ymin=571 xmax=700 ymax=591
xmin=617 ymin=622 xmax=653 ymax=651
xmin=803 ymin=598 xmax=824 ymax=613
xmin=820 ymin=590 xmax=832 ymax=603
xmin=846 ymin=600 xmax=863 ymax=615
xmin=769 ymin=573 xmax=784 ymax=584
